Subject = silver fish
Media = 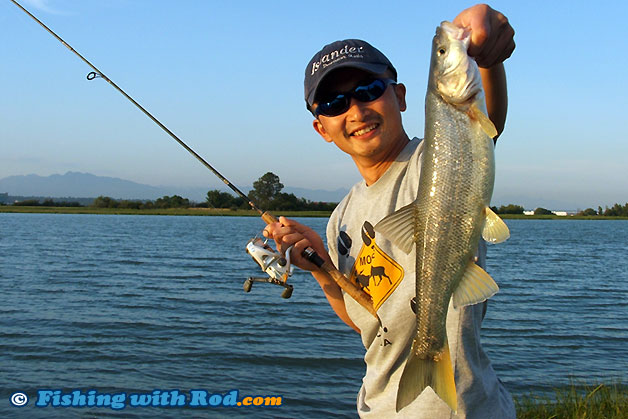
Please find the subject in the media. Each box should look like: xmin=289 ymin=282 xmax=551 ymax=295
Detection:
xmin=374 ymin=21 xmax=510 ymax=412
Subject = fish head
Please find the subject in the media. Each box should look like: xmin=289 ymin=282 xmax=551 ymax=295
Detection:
xmin=429 ymin=21 xmax=482 ymax=105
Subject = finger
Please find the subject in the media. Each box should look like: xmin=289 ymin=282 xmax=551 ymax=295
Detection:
xmin=453 ymin=4 xmax=492 ymax=57
xmin=468 ymin=16 xmax=493 ymax=59
xmin=477 ymin=23 xmax=515 ymax=67
xmin=278 ymin=232 xmax=310 ymax=253
xmin=278 ymin=216 xmax=309 ymax=233
xmin=290 ymin=238 xmax=322 ymax=271
xmin=493 ymin=26 xmax=516 ymax=63
xmin=495 ymin=39 xmax=515 ymax=65
xmin=262 ymin=221 xmax=282 ymax=239
xmin=456 ymin=5 xmax=514 ymax=66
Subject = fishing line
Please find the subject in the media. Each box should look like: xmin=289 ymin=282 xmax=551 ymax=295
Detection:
xmin=9 ymin=0 xmax=262 ymax=215
xmin=10 ymin=0 xmax=379 ymax=317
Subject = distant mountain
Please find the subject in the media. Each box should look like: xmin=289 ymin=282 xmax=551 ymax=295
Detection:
xmin=0 ymin=172 xmax=349 ymax=203
xmin=0 ymin=172 xmax=169 ymax=200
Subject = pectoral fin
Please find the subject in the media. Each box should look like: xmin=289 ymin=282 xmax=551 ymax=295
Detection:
xmin=374 ymin=202 xmax=417 ymax=254
xmin=452 ymin=261 xmax=499 ymax=309
xmin=482 ymin=206 xmax=510 ymax=244
xmin=468 ymin=103 xmax=498 ymax=138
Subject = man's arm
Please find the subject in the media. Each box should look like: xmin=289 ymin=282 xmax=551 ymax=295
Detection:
xmin=480 ymin=64 xmax=507 ymax=139
xmin=311 ymin=269 xmax=360 ymax=333
xmin=264 ymin=216 xmax=360 ymax=332
xmin=453 ymin=3 xmax=515 ymax=139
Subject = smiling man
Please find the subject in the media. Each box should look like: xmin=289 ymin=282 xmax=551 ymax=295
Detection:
xmin=264 ymin=4 xmax=516 ymax=418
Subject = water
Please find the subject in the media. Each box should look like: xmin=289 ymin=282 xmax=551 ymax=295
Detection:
xmin=482 ymin=219 xmax=628 ymax=393
xmin=0 ymin=214 xmax=626 ymax=417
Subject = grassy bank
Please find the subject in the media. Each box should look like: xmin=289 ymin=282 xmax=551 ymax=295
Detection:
xmin=2 ymin=206 xmax=628 ymax=220
xmin=515 ymin=382 xmax=627 ymax=418
xmin=0 ymin=206 xmax=332 ymax=218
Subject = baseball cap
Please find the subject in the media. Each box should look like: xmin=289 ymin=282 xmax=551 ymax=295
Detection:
xmin=304 ymin=39 xmax=397 ymax=108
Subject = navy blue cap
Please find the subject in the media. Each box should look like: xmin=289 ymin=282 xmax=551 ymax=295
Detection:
xmin=304 ymin=39 xmax=397 ymax=108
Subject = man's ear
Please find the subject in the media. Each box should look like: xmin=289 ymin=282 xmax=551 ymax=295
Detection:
xmin=394 ymin=83 xmax=407 ymax=112
xmin=313 ymin=118 xmax=334 ymax=143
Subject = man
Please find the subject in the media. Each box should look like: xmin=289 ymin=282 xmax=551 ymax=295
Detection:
xmin=265 ymin=4 xmax=516 ymax=417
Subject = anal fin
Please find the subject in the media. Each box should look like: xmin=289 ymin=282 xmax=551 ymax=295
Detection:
xmin=453 ymin=261 xmax=499 ymax=309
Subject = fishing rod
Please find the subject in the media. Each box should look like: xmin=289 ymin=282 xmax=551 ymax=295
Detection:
xmin=9 ymin=0 xmax=260 ymax=216
xmin=10 ymin=0 xmax=377 ymax=317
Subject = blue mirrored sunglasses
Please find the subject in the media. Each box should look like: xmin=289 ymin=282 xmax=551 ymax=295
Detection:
xmin=313 ymin=78 xmax=396 ymax=117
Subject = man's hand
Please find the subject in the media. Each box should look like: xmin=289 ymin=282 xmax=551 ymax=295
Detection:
xmin=263 ymin=216 xmax=331 ymax=272
xmin=264 ymin=217 xmax=359 ymax=332
xmin=453 ymin=3 xmax=515 ymax=68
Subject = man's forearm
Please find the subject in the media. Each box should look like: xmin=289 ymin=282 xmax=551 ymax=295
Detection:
xmin=311 ymin=270 xmax=360 ymax=333
xmin=480 ymin=63 xmax=508 ymax=140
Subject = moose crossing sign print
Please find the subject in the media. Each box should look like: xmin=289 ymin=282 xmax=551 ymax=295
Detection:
xmin=348 ymin=221 xmax=404 ymax=310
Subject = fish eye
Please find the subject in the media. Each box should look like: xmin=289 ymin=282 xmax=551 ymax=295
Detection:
xmin=438 ymin=47 xmax=446 ymax=56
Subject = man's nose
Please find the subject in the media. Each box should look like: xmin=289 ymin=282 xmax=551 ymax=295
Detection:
xmin=345 ymin=97 xmax=370 ymax=121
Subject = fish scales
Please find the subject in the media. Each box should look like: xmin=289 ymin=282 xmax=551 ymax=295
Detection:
xmin=414 ymin=84 xmax=495 ymax=359
xmin=374 ymin=20 xmax=510 ymax=413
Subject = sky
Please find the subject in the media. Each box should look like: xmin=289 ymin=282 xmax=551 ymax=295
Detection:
xmin=1 ymin=0 xmax=627 ymax=210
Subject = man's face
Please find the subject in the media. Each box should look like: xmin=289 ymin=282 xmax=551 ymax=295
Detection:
xmin=312 ymin=68 xmax=408 ymax=166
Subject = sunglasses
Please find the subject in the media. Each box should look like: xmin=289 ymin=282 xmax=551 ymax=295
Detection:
xmin=313 ymin=78 xmax=396 ymax=117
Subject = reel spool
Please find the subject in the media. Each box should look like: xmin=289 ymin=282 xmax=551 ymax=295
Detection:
xmin=244 ymin=237 xmax=294 ymax=299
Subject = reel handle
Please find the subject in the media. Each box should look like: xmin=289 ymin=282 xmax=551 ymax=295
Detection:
xmin=261 ymin=211 xmax=377 ymax=318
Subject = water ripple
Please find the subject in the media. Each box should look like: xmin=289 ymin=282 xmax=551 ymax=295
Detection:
xmin=1 ymin=215 xmax=626 ymax=416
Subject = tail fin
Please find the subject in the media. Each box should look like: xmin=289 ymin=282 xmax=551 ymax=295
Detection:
xmin=396 ymin=341 xmax=457 ymax=413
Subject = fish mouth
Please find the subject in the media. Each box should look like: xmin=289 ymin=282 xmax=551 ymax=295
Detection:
xmin=349 ymin=123 xmax=379 ymax=137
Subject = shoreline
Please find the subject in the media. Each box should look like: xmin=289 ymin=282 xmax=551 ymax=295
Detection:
xmin=0 ymin=206 xmax=332 ymax=218
xmin=1 ymin=206 xmax=628 ymax=220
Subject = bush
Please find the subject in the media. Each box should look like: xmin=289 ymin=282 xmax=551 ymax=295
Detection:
xmin=534 ymin=207 xmax=553 ymax=215
xmin=496 ymin=204 xmax=524 ymax=214
xmin=578 ymin=208 xmax=598 ymax=216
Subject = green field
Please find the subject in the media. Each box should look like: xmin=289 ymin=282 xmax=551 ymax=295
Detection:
xmin=2 ymin=205 xmax=628 ymax=220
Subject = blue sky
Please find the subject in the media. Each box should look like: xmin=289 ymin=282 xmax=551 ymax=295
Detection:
xmin=1 ymin=0 xmax=626 ymax=210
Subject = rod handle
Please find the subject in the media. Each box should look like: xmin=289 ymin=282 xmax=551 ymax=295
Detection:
xmin=261 ymin=211 xmax=278 ymax=224
xmin=302 ymin=248 xmax=378 ymax=319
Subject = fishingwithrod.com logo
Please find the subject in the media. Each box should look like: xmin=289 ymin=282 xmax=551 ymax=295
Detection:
xmin=9 ymin=389 xmax=282 ymax=409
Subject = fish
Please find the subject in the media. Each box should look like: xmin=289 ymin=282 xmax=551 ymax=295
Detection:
xmin=374 ymin=21 xmax=510 ymax=412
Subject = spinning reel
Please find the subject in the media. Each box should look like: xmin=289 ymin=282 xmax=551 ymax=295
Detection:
xmin=244 ymin=236 xmax=294 ymax=299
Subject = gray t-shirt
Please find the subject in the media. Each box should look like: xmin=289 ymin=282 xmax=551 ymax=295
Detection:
xmin=326 ymin=138 xmax=515 ymax=418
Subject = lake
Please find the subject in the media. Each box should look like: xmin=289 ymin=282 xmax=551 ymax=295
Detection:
xmin=0 ymin=214 xmax=626 ymax=417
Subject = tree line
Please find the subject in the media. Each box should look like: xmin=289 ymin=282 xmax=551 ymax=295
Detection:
xmin=203 ymin=172 xmax=336 ymax=211
xmin=577 ymin=203 xmax=628 ymax=217
xmin=5 ymin=172 xmax=627 ymax=216
xmin=90 ymin=195 xmax=191 ymax=209
xmin=490 ymin=203 xmax=628 ymax=217
xmin=3 ymin=172 xmax=337 ymax=211
xmin=490 ymin=204 xmax=554 ymax=215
